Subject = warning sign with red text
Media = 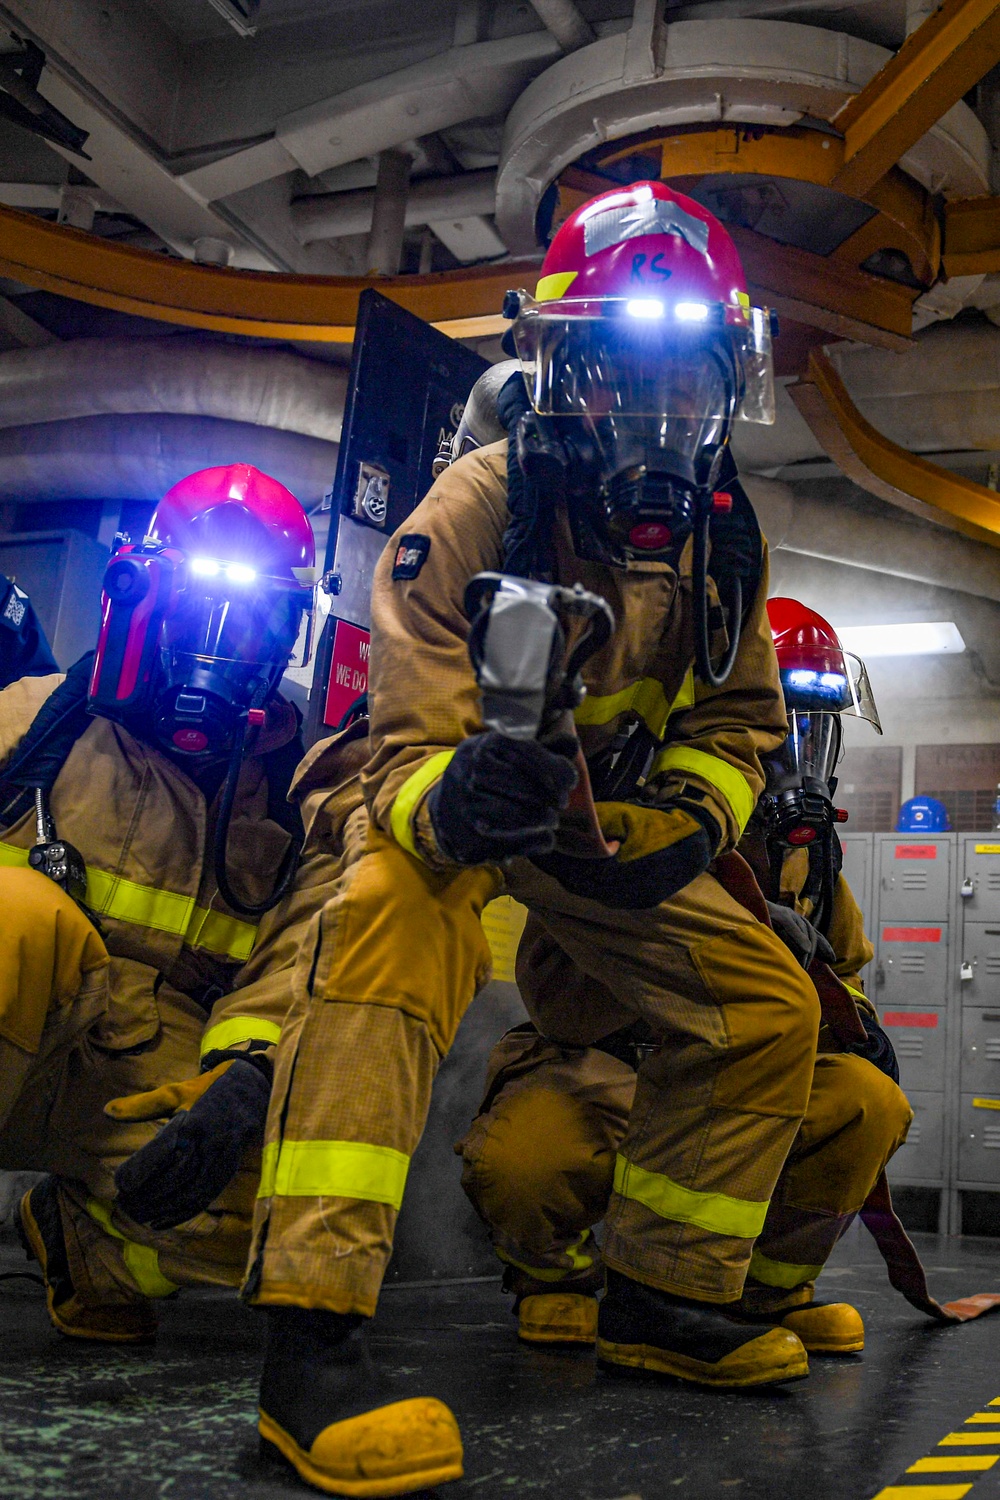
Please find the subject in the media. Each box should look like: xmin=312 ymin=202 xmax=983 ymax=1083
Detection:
xmin=324 ymin=619 xmax=370 ymax=728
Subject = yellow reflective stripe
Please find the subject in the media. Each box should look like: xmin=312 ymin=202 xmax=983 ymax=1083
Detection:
xmin=258 ymin=1139 xmax=410 ymax=1208
xmin=497 ymin=1249 xmax=573 ymax=1282
xmin=669 ymin=668 xmax=696 ymax=719
xmin=186 ymin=905 xmax=257 ymax=962
xmin=389 ymin=750 xmax=456 ymax=858
xmin=0 ymin=842 xmax=257 ymax=960
xmin=748 ymin=1249 xmax=823 ymax=1289
xmin=648 ymin=746 xmax=756 ymax=834
xmin=574 ymin=678 xmax=671 ymax=738
xmin=613 ymin=1155 xmax=768 ymax=1239
xmin=574 ymin=671 xmax=696 ymax=740
xmin=844 ymin=985 xmax=868 ymax=1003
xmin=85 ymin=1197 xmax=178 ymax=1299
xmin=86 ymin=866 xmax=193 ymax=933
xmin=565 ymin=1229 xmax=594 ymax=1271
xmin=496 ymin=1231 xmax=593 ymax=1281
xmin=199 ymin=1016 xmax=282 ymax=1058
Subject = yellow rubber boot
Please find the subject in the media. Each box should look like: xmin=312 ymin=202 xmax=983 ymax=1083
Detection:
xmin=779 ymin=1302 xmax=864 ymax=1354
xmin=518 ymin=1292 xmax=598 ymax=1345
xmin=597 ymin=1270 xmax=809 ymax=1389
xmin=738 ymin=1278 xmax=865 ymax=1354
xmin=259 ymin=1307 xmax=463 ymax=1497
xmin=259 ymin=1399 xmax=463 ymax=1497
xmin=18 ymin=1181 xmax=157 ymax=1344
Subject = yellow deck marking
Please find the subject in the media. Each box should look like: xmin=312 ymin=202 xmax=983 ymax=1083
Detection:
xmin=909 ymin=1459 xmax=999 ymax=1473
xmin=940 ymin=1434 xmax=1000 ymax=1446
xmin=965 ymin=1415 xmax=1000 ymax=1424
xmin=872 ymin=1486 xmax=973 ymax=1499
xmin=990 ymin=1399 xmax=1000 ymax=1407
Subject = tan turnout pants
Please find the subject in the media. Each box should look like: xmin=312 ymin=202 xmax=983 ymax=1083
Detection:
xmin=248 ymin=817 xmax=821 ymax=1314
xmin=0 ymin=867 xmax=255 ymax=1308
xmin=459 ymin=1008 xmax=913 ymax=1305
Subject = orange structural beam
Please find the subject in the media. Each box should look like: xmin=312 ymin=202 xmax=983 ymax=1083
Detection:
xmin=557 ymin=172 xmax=916 ymax=351
xmin=0 ymin=205 xmax=537 ymax=341
xmin=943 ymin=193 xmax=1000 ymax=274
xmin=832 ymin=0 xmax=1000 ymax=199
xmin=788 ymin=348 xmax=1000 ymax=548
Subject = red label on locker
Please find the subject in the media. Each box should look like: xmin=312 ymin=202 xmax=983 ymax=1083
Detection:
xmin=882 ymin=927 xmax=942 ymax=942
xmin=882 ymin=1012 xmax=939 ymax=1029
xmin=895 ymin=845 xmax=937 ymax=859
xmin=323 ymin=619 xmax=370 ymax=728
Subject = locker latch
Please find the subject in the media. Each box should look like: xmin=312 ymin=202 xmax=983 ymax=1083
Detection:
xmin=961 ymin=960 xmax=975 ymax=982
xmin=961 ymin=876 xmax=975 ymax=899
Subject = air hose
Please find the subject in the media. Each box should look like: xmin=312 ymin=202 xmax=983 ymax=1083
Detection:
xmin=212 ymin=686 xmax=303 ymax=919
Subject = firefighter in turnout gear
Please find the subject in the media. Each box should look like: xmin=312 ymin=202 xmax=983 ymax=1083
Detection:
xmin=0 ymin=464 xmax=352 ymax=1344
xmin=247 ymin=182 xmax=829 ymax=1497
xmin=459 ymin=596 xmax=912 ymax=1356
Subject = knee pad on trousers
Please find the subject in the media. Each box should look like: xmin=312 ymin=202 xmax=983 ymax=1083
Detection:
xmin=461 ymin=1088 xmax=616 ymax=1252
xmin=0 ymin=867 xmax=109 ymax=1054
xmin=692 ymin=923 xmax=821 ymax=1119
xmin=782 ymin=1053 xmax=915 ymax=1213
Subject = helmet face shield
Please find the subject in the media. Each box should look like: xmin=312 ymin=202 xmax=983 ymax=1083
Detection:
xmin=764 ymin=710 xmax=843 ymax=793
xmin=511 ymin=297 xmax=774 ymax=425
xmin=779 ymin=651 xmax=881 ymax=732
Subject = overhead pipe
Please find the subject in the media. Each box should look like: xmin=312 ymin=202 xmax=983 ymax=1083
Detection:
xmin=526 ymin=0 xmax=595 ymax=52
xmin=292 ymin=170 xmax=498 ymax=245
xmin=743 ymin=475 xmax=1000 ymax=605
xmin=367 ymin=150 xmax=412 ymax=276
xmin=0 ymin=414 xmax=339 ymax=506
xmin=0 ymin=337 xmax=347 ymax=443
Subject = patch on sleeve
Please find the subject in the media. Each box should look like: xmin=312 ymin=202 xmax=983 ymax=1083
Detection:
xmin=392 ymin=535 xmax=431 ymax=580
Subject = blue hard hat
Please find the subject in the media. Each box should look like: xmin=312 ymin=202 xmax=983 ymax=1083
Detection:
xmin=896 ymin=796 xmax=951 ymax=833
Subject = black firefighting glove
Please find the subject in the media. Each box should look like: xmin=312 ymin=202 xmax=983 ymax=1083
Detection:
xmin=766 ymin=901 xmax=837 ymax=970
xmin=533 ymin=799 xmax=717 ymax=909
xmin=106 ymin=1054 xmax=271 ymax=1230
xmin=427 ymin=731 xmax=578 ymax=865
xmin=847 ymin=1010 xmax=901 ymax=1084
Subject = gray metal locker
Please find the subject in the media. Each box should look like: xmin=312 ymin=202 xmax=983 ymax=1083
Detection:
xmin=877 ymin=835 xmax=951 ymax=919
xmin=839 ymin=832 xmax=874 ymax=951
xmin=960 ymin=1009 xmax=1000 ymax=1094
xmin=958 ymin=924 xmax=1000 ymax=1006
xmin=876 ymin=922 xmax=949 ymax=1008
xmin=880 ymin=1006 xmax=947 ymax=1092
xmin=957 ymin=1095 xmax=1000 ymax=1185
xmin=887 ymin=1091 xmax=946 ymax=1184
xmin=959 ymin=839 xmax=1000 ymax=921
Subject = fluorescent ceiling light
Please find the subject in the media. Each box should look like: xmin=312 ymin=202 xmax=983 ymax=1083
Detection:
xmin=833 ymin=621 xmax=965 ymax=657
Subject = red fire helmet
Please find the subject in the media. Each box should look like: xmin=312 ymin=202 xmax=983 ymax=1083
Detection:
xmin=506 ymin=180 xmax=775 ymax=427
xmin=148 ymin=463 xmax=315 ymax=584
xmin=89 ymin=464 xmax=316 ymax=756
xmin=767 ymin=596 xmax=881 ymax=729
xmin=538 ymin=179 xmax=749 ymax=316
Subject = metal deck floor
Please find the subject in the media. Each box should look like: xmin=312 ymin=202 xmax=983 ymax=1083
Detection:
xmin=1 ymin=1224 xmax=999 ymax=1500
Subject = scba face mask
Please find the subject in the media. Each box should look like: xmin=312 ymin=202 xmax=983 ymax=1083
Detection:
xmin=88 ymin=464 xmax=316 ymax=761
xmin=510 ymin=294 xmax=774 ymax=570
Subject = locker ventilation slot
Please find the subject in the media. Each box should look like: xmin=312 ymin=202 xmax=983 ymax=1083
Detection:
xmin=984 ymin=1125 xmax=1000 ymax=1149
xmin=897 ymin=955 xmax=927 ymax=972
xmin=901 ymin=874 xmax=928 ymax=889
xmin=896 ymin=1037 xmax=925 ymax=1057
xmin=989 ymin=874 xmax=1000 ymax=891
xmin=907 ymin=1123 xmax=921 ymax=1144
xmin=986 ymin=957 xmax=1000 ymax=975
xmin=986 ymin=1040 xmax=1000 ymax=1061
